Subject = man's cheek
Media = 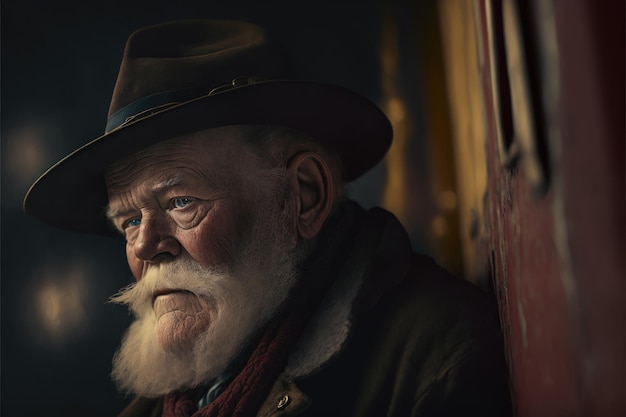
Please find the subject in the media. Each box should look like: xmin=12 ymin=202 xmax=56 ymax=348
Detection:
xmin=188 ymin=226 xmax=239 ymax=269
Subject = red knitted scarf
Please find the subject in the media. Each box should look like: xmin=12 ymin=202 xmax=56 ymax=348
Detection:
xmin=162 ymin=309 xmax=302 ymax=417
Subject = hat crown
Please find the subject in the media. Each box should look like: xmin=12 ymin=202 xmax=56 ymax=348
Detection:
xmin=24 ymin=19 xmax=392 ymax=235
xmin=108 ymin=20 xmax=290 ymax=122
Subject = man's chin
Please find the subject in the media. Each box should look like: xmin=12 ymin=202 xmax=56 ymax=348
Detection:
xmin=111 ymin=298 xmax=262 ymax=397
xmin=112 ymin=312 xmax=222 ymax=397
xmin=155 ymin=310 xmax=212 ymax=353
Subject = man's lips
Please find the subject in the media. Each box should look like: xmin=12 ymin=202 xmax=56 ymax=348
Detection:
xmin=152 ymin=289 xmax=205 ymax=319
xmin=152 ymin=289 xmax=188 ymax=305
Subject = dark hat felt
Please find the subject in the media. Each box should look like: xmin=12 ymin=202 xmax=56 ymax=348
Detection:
xmin=23 ymin=19 xmax=392 ymax=235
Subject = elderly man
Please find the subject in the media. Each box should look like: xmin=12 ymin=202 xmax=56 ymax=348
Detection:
xmin=24 ymin=20 xmax=511 ymax=417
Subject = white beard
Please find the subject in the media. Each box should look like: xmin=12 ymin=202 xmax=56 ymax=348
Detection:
xmin=109 ymin=175 xmax=300 ymax=397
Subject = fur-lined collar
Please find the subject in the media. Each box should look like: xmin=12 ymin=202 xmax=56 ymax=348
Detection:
xmin=285 ymin=204 xmax=411 ymax=378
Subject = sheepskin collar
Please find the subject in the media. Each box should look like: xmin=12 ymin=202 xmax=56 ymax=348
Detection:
xmin=285 ymin=202 xmax=411 ymax=378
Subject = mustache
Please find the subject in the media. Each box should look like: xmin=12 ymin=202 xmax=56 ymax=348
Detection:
xmin=108 ymin=280 xmax=153 ymax=317
xmin=109 ymin=282 xmax=137 ymax=305
xmin=109 ymin=260 xmax=229 ymax=316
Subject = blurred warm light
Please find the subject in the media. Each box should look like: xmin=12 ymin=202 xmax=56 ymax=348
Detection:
xmin=5 ymin=125 xmax=49 ymax=184
xmin=381 ymin=94 xmax=409 ymax=210
xmin=386 ymin=97 xmax=406 ymax=122
xmin=3 ymin=121 xmax=59 ymax=209
xmin=380 ymin=8 xmax=409 ymax=224
xmin=26 ymin=262 xmax=93 ymax=346
xmin=439 ymin=0 xmax=489 ymax=279
xmin=37 ymin=280 xmax=84 ymax=338
xmin=432 ymin=215 xmax=449 ymax=237
xmin=438 ymin=190 xmax=458 ymax=210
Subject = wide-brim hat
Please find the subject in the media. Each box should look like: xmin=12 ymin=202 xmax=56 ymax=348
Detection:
xmin=23 ymin=19 xmax=392 ymax=235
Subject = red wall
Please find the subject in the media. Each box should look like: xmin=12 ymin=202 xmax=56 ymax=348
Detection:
xmin=473 ymin=1 xmax=624 ymax=415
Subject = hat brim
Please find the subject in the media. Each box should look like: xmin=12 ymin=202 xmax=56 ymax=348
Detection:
xmin=23 ymin=80 xmax=392 ymax=235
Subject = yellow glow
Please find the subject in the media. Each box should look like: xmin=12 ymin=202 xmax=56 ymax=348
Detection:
xmin=439 ymin=0 xmax=489 ymax=279
xmin=30 ymin=263 xmax=91 ymax=345
xmin=6 ymin=125 xmax=48 ymax=184
xmin=432 ymin=215 xmax=449 ymax=238
xmin=438 ymin=190 xmax=458 ymax=210
xmin=4 ymin=122 xmax=56 ymax=209
xmin=387 ymin=97 xmax=406 ymax=122
xmin=380 ymin=7 xmax=410 ymax=224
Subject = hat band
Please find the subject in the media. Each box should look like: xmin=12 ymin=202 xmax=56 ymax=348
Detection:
xmin=104 ymin=76 xmax=267 ymax=133
xmin=105 ymin=87 xmax=203 ymax=133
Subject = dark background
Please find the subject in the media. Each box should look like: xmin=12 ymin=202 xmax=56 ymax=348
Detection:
xmin=1 ymin=1 xmax=402 ymax=415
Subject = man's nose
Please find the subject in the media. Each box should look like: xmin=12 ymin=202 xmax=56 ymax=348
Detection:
xmin=132 ymin=215 xmax=181 ymax=263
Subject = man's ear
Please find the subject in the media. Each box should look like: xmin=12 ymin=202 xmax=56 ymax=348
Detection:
xmin=286 ymin=151 xmax=335 ymax=240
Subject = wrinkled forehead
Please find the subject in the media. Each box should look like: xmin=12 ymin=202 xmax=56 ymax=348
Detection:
xmin=104 ymin=127 xmax=259 ymax=190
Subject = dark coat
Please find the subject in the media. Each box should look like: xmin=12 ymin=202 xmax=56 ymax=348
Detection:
xmin=119 ymin=204 xmax=512 ymax=416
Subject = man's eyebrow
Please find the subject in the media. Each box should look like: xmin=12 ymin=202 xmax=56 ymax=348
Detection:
xmin=105 ymin=175 xmax=186 ymax=221
xmin=153 ymin=175 xmax=185 ymax=192
xmin=105 ymin=205 xmax=133 ymax=222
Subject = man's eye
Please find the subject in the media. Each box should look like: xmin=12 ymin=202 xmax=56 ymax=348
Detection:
xmin=171 ymin=197 xmax=193 ymax=209
xmin=125 ymin=218 xmax=141 ymax=228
